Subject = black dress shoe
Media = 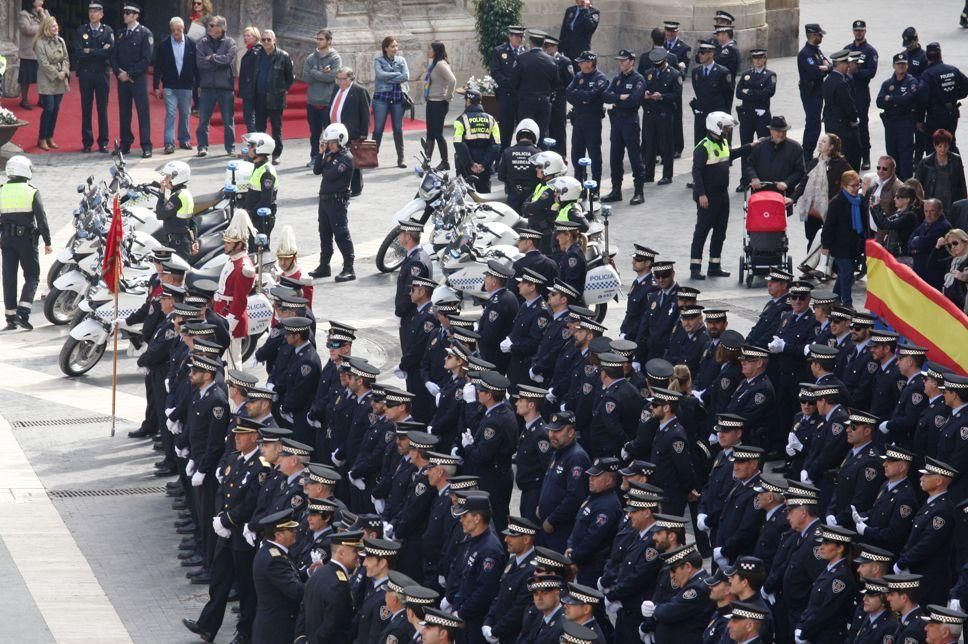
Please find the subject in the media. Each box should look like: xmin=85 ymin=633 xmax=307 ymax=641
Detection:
xmin=16 ymin=317 xmax=33 ymax=331
xmin=82 ymin=147 xmax=92 ymax=153
xmin=178 ymin=511 xmax=191 ymax=520
xmin=154 ymin=465 xmax=177 ymax=477
xmin=334 ymin=269 xmax=356 ymax=283
xmin=600 ymin=191 xmax=623 ymax=203
xmin=127 ymin=428 xmax=155 ymax=439
xmin=176 ymin=523 xmax=197 ymax=534
xmin=98 ymin=145 xmax=109 ymax=154
xmin=708 ymin=267 xmax=731 ymax=278
xmin=187 ymin=566 xmax=209 ymax=579
xmin=350 ymin=190 xmax=362 ymax=198
xmin=164 ymin=144 xmax=175 ymax=154
xmin=142 ymin=149 xmax=152 ymax=159
xmin=657 ymin=177 xmax=672 ymax=185
xmin=690 ymin=270 xmax=706 ymax=281
xmin=181 ymin=554 xmax=204 ymax=567
xmin=191 ymin=571 xmax=213 ymax=585
xmin=179 ymin=142 xmax=192 ymax=150
xmin=735 ymin=183 xmax=749 ymax=193
xmin=175 ymin=517 xmax=194 ymax=528
xmin=152 ymin=441 xmax=164 ymax=452
xmin=309 ymin=265 xmax=331 ymax=279
xmin=4 ymin=321 xmax=18 ymax=331
xmin=674 ymin=152 xmax=682 ymax=159
xmin=166 ymin=481 xmax=182 ymax=491
xmin=182 ymin=618 xmax=214 ymax=643
xmin=178 ymin=542 xmax=196 ymax=552
xmin=629 ymin=192 xmax=645 ymax=205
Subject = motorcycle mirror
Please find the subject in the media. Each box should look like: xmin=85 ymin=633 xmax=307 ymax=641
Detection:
xmin=600 ymin=205 xmax=612 ymax=218
xmin=578 ymin=157 xmax=592 ymax=167
xmin=77 ymin=185 xmax=86 ymax=193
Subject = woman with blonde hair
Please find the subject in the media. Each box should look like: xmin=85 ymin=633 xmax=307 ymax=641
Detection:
xmin=821 ymin=169 xmax=869 ymax=307
xmin=188 ymin=0 xmax=213 ymax=41
xmin=930 ymin=228 xmax=968 ymax=310
xmin=33 ymin=14 xmax=69 ymax=151
xmin=796 ymin=133 xmax=853 ymax=278
xmin=17 ymin=0 xmax=47 ymax=109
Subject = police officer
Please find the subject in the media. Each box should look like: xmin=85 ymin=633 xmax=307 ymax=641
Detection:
xmin=711 ymin=445 xmax=765 ymax=569
xmin=735 ymin=49 xmax=776 ymax=191
xmin=845 ymin=21 xmax=879 ymax=170
xmin=796 ymin=525 xmax=858 ymax=642
xmin=633 ymin=261 xmax=681 ymax=363
xmin=523 ymin=151 xmax=569 ymax=249
xmin=767 ymin=281 xmax=820 ymax=429
xmin=242 ymin=132 xmax=279 ymax=242
xmin=536 ymin=412 xmax=591 ymax=551
xmin=295 ymin=529 xmax=363 ymax=642
xmin=841 ymin=312 xmax=877 ymax=410
xmin=453 ymin=88 xmax=501 ymax=193
xmin=543 ymin=36 xmax=573 ymax=157
xmin=482 ymin=515 xmax=539 ymax=641
xmin=648 ymin=543 xmax=713 ymax=641
xmin=690 ymin=40 xmax=733 ymax=150
xmin=251 ymin=509 xmax=304 ymax=643
xmin=558 ymin=0 xmax=600 ymax=70
xmin=777 ymin=493 xmax=825 ymax=641
xmin=798 ymin=24 xmax=831 ymax=162
xmin=602 ymin=50 xmax=646 ymax=205
xmin=901 ymin=27 xmax=928 ymax=77
xmin=620 ymin=245 xmax=659 ymax=341
xmin=868 ymin=330 xmax=904 ymax=422
xmin=852 ymin=444 xmax=918 ymax=554
xmin=514 ymin=31 xmax=558 ymax=140
xmin=278 ymin=317 xmax=321 ymax=446
xmin=512 ymin=228 xmax=558 ymax=287
xmin=827 ymin=410 xmax=883 ymax=528
xmin=490 ymin=25 xmax=525 ymax=150
xmin=111 ymin=3 xmax=153 ymax=158
xmin=312 ymin=123 xmax=356 ymax=282
xmin=588 ymin=353 xmax=641 ymax=459
xmin=824 ymin=49 xmax=862 ymax=170
xmin=690 ymin=111 xmax=755 ymax=280
xmin=155 ymin=161 xmax=196 ymax=258
xmin=555 ymin=219 xmax=587 ymax=297
xmin=876 ymin=54 xmax=920 ymax=180
xmin=801 ymin=384 xmax=850 ymax=503
xmin=393 ymin=219 xmax=433 ymax=348
xmin=498 ymin=119 xmax=542 ymax=213
xmin=566 ymin=51 xmax=609 ymax=189
xmin=74 ymin=2 xmax=113 ymax=153
xmin=504 ymin=269 xmax=550 ymax=387
xmin=935 ymin=374 xmax=968 ymax=503
xmin=648 ymin=388 xmax=697 ymax=516
xmin=746 ymin=268 xmax=793 ymax=345
xmin=642 ymin=47 xmax=681 ymax=186
xmin=566 ymin=457 xmax=623 ymax=585
xmin=921 ymin=42 xmax=968 ymax=149
xmin=662 ymin=21 xmax=691 ymax=157
xmin=664 ymin=303 xmax=709 ymax=377
xmin=914 ymin=363 xmax=950 ymax=458
xmin=476 ymin=261 xmax=519 ymax=372
xmin=0 ymin=156 xmax=51 ymax=331
xmin=714 ymin=26 xmax=740 ymax=90
xmin=726 ymin=345 xmax=776 ymax=451
xmin=530 ymin=279 xmax=580 ymax=386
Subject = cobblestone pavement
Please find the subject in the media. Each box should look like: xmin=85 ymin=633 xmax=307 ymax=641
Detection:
xmin=0 ymin=2 xmax=961 ymax=640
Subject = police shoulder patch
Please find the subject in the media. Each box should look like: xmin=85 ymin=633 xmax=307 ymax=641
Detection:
xmin=258 ymin=471 xmax=268 ymax=485
xmin=585 ymin=365 xmax=596 ymax=376
xmin=682 ymin=589 xmax=697 ymax=600
xmin=336 ymin=569 xmax=349 ymax=582
xmin=572 ymin=466 xmax=583 ymax=479
xmin=483 ymin=557 xmax=496 ymax=571
xmin=213 ymin=407 xmax=225 ymax=419
xmin=961 ymin=426 xmax=968 ymax=441
xmin=865 ymin=467 xmax=877 ymax=481
xmin=899 ymin=505 xmax=912 ymax=518
xmin=935 ymin=415 xmax=946 ymax=428
xmin=868 ymin=361 xmax=879 ymax=374
xmin=489 ymin=310 xmax=499 ymax=322
xmin=646 ymin=547 xmax=659 ymax=561
xmin=673 ymin=440 xmax=685 ymax=454
xmin=424 ymin=321 xmax=434 ymax=333
xmin=569 ymin=257 xmax=578 ymax=267
xmin=605 ymin=401 xmax=616 ymax=414
xmin=640 ymin=409 xmax=652 ymax=422
xmin=595 ymin=513 xmax=608 ymax=527
xmin=754 ymin=392 xmax=766 ymax=405
xmin=415 ymin=482 xmax=427 ymax=496
xmin=911 ymin=392 xmax=923 ymax=405
xmin=933 ymin=516 xmax=945 ymax=530
xmin=291 ymin=495 xmax=303 ymax=508
xmin=380 ymin=605 xmax=392 ymax=620
xmin=813 ymin=545 xmax=823 ymax=559
xmin=538 ymin=440 xmax=550 ymax=453
xmin=831 ymin=423 xmax=844 ymax=435
xmin=583 ymin=383 xmax=593 ymax=394
xmin=721 ymin=377 xmax=731 ymax=390
xmin=387 ymin=636 xmax=399 ymax=644
xmin=896 ymin=380 xmax=905 ymax=392
xmin=484 ymin=427 xmax=496 ymax=440
xmin=411 ymin=265 xmax=421 ymax=276
xmin=832 ymin=579 xmax=846 ymax=594
xmin=537 ymin=317 xmax=548 ymax=328
xmin=301 ymin=364 xmax=312 ymax=376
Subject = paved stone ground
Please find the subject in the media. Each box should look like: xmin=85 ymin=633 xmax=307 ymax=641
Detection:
xmin=1 ymin=2 xmax=964 ymax=641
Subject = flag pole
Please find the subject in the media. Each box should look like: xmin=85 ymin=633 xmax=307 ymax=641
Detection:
xmin=111 ymin=255 xmax=119 ymax=438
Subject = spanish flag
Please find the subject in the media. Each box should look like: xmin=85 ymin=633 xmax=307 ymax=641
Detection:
xmin=865 ymin=240 xmax=968 ymax=375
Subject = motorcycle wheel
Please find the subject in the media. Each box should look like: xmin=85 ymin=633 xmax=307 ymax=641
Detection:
xmin=59 ymin=336 xmax=106 ymax=377
xmin=44 ymin=286 xmax=83 ymax=326
xmin=69 ymin=309 xmax=87 ymax=329
xmin=376 ymin=226 xmax=405 ymax=273
xmin=589 ymin=302 xmax=608 ymax=323
xmin=241 ymin=332 xmax=261 ymax=361
xmin=47 ymin=259 xmax=71 ymax=288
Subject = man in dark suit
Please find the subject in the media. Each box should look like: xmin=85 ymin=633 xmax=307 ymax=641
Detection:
xmin=513 ymin=31 xmax=559 ymax=141
xmin=153 ymin=17 xmax=197 ymax=154
xmin=328 ymin=67 xmax=370 ymax=196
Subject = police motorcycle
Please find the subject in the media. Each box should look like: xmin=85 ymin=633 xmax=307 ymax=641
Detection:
xmin=59 ymin=225 xmax=276 ymax=378
xmin=431 ymin=178 xmax=621 ymax=322
xmin=375 ymin=139 xmax=522 ymax=273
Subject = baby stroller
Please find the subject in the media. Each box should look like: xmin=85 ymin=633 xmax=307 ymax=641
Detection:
xmin=738 ymin=183 xmax=792 ymax=287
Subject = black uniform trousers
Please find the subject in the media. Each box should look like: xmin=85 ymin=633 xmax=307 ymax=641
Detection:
xmin=738 ymin=107 xmax=770 ymax=186
xmin=79 ymin=72 xmax=110 ymax=149
xmin=1 ymin=233 xmax=40 ymax=319
xmin=674 ymin=99 xmax=685 ymax=155
xmin=254 ymin=94 xmax=284 ymax=159
xmin=317 ymin=194 xmax=354 ymax=268
xmin=197 ymin=543 xmax=257 ymax=638
xmin=690 ymin=188 xmax=730 ymax=263
xmin=497 ymin=92 xmax=516 ymax=151
xmin=148 ymin=367 xmax=168 ymax=448
xmin=857 ymin=95 xmax=872 ymax=164
xmin=193 ymin=475 xmax=218 ymax=567
xmin=609 ymin=111 xmax=645 ymax=189
xmin=519 ymin=96 xmax=552 ymax=143
xmin=572 ymin=117 xmax=603 ymax=185
xmin=549 ymin=95 xmax=568 ymax=156
xmin=118 ymin=74 xmax=152 ymax=152
xmin=884 ymin=116 xmax=916 ymax=180
xmin=519 ymin=487 xmax=541 ymax=523
xmin=643 ymin=111 xmax=675 ymax=181
xmin=801 ymin=91 xmax=823 ymax=162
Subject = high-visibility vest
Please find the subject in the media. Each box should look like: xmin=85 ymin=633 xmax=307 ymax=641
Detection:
xmin=250 ymin=162 xmax=279 ymax=191
xmin=176 ymin=189 xmax=194 ymax=219
xmin=697 ymin=136 xmax=730 ymax=165
xmin=0 ymin=182 xmax=37 ymax=215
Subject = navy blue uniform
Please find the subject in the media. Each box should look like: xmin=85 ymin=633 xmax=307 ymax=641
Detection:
xmin=841 ymin=342 xmax=876 ymax=411
xmin=513 ymin=47 xmax=558 ymax=139
xmin=604 ymin=69 xmax=646 ymax=191
xmin=829 ymin=443 xmax=884 ymax=527
xmin=453 ymin=528 xmax=506 ymax=644
xmin=391 ymin=465 xmax=436 ymax=579
xmin=634 ymin=286 xmax=680 ymax=363
xmin=588 ymin=378 xmax=641 ymax=459
xmin=858 ymin=477 xmax=918 ymax=554
xmin=620 ymin=273 xmax=657 ymax=339
xmin=897 ymin=491 xmax=955 ymax=607
xmin=566 ymin=69 xmax=610 ymax=183
xmin=823 ymin=69 xmax=862 ymax=170
xmin=797 ymin=558 xmax=857 ymax=643
xmin=781 ymin=520 xmax=826 ymax=641
xmin=726 ymin=373 xmax=777 ymax=451
xmin=558 ymin=244 xmax=587 ymax=299
xmin=515 ymin=417 xmax=552 ymax=521
xmin=394 ymin=247 xmax=432 ymax=340
xmin=537 ymin=440 xmax=591 ymax=551
xmin=74 ymin=22 xmax=114 ymax=150
xmin=477 ymin=288 xmax=519 ymax=372
xmin=508 ymin=297 xmax=551 ymax=387
xmin=870 ymin=358 xmax=904 ymax=422
xmin=772 ymin=310 xmax=821 ymax=430
xmin=714 ymin=473 xmax=766 ymax=560
xmin=294 ymin=560 xmax=354 ymax=643
xmin=642 ymin=64 xmax=683 ymax=182
xmin=876 ymin=72 xmax=920 ymax=179
xmin=847 ymin=605 xmax=895 ymax=644
xmin=558 ymin=4 xmax=600 ymax=63
xmin=803 ymin=405 xmax=850 ymax=502
xmin=491 ymin=42 xmax=522 ymax=149
xmin=530 ymin=311 xmax=573 ymax=384
xmin=484 ymin=549 xmax=537 ymax=641
xmin=913 ymin=394 xmax=949 ymax=461
xmin=400 ymin=302 xmax=439 ymax=422
xmin=604 ymin=525 xmax=663 ymax=643
xmin=653 ymin=571 xmax=713 ymax=642
xmin=650 ymin=418 xmax=696 ymax=516
xmin=512 ymin=249 xmax=558 ymax=286
xmin=664 ymin=324 xmax=710 ymax=377
xmin=884 ymin=373 xmax=927 ymax=447
xmin=922 ymin=60 xmax=968 ymax=151
xmin=420 ymin=484 xmax=460 ymax=589
xmin=736 ymin=66 xmax=777 ymax=183
xmin=279 ymin=343 xmax=321 ymax=447
xmin=798 ymin=42 xmax=830 ymax=160
xmin=460 ymin=402 xmax=518 ymax=530
xmin=846 ymin=39 xmax=879 ymax=166
xmin=747 ymin=294 xmax=791 ymax=347
xmin=111 ymin=23 xmax=153 ymax=154
xmin=754 ymin=505 xmax=789 ymax=573
xmin=690 ymin=62 xmax=733 ymax=146
xmin=252 ymin=541 xmax=304 ymax=644
xmin=567 ymin=489 xmax=622 ymax=585
xmin=934 ymin=405 xmax=968 ymax=504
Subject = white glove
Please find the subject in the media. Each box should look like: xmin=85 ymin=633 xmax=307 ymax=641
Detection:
xmin=800 ymin=469 xmax=812 ymax=485
xmin=851 ymin=505 xmax=863 ymax=525
xmin=212 ymin=516 xmax=230 ymax=539
xmin=697 ymin=513 xmax=709 ymax=533
xmin=186 ymin=459 xmax=196 ymax=476
xmin=855 ymin=518 xmax=867 ymax=535
xmin=596 ymin=577 xmax=605 ymax=593
xmin=137 ymin=366 xmax=148 ymax=376
xmin=438 ymin=574 xmax=447 ymax=587
xmin=331 ymin=450 xmax=346 ymax=467
xmin=795 ymin=628 xmax=807 ymax=644
xmin=172 ymin=420 xmax=183 ymax=435
xmin=826 ymin=514 xmax=838 ymax=526
xmin=641 ymin=600 xmax=656 ymax=617
xmin=226 ymin=313 xmax=238 ymax=334
xmin=373 ymin=497 xmax=386 ymax=515
xmin=462 ymin=382 xmax=477 ymax=403
xmin=640 ymin=628 xmax=655 ymax=644
xmin=785 ymin=443 xmax=798 ymax=457
xmin=281 ymin=411 xmax=294 ymax=424
xmin=164 ymin=378 xmax=170 ymax=393
xmin=878 ymin=420 xmax=890 ymax=435
xmin=310 ymin=550 xmax=323 ymax=565
xmin=893 ymin=563 xmax=909 ymax=575
xmin=803 ymin=344 xmax=811 ymax=357
xmin=175 ymin=446 xmax=189 ymax=459
xmin=307 ymin=415 xmax=322 ymax=429
xmin=787 ymin=431 xmax=803 ymax=452
xmin=499 ymin=337 xmax=512 ymax=353
xmin=949 ymin=599 xmax=963 ymax=612
xmin=450 ymin=446 xmax=460 ymax=457
xmin=383 ymin=522 xmax=395 ymax=539
xmin=546 ymin=390 xmax=557 ymax=403
xmin=708 ymin=432 xmax=719 ymax=445
xmin=192 ymin=471 xmax=206 ymax=487
xmin=482 ymin=626 xmax=499 ymax=643
xmin=618 ymin=332 xmax=626 ymax=340
xmin=767 ymin=336 xmax=786 ymax=353
xmin=761 ymin=587 xmax=776 ymax=605
xmin=394 ymin=367 xmax=406 ymax=380
xmin=529 ymin=368 xmax=544 ymax=383
xmin=713 ymin=547 xmax=729 ymax=570
xmin=632 ymin=361 xmax=642 ymax=373
xmin=165 ymin=406 xmax=175 ymax=419
xmin=243 ymin=524 xmax=256 ymax=547
xmin=350 ymin=475 xmax=366 ymax=491
xmin=440 ymin=597 xmax=453 ymax=613
xmin=605 ymin=598 xmax=622 ymax=616
xmin=692 ymin=389 xmax=705 ymax=400
xmin=111 ymin=317 xmax=128 ymax=331
xmin=216 ymin=468 xmax=224 ymax=483
xmin=621 ymin=447 xmax=629 ymax=460
xmin=425 ymin=381 xmax=441 ymax=397
xmin=461 ymin=429 xmax=474 ymax=447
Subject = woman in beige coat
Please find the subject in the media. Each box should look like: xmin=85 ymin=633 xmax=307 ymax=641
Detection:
xmin=33 ymin=15 xmax=70 ymax=151
xmin=18 ymin=0 xmax=48 ymax=109
xmin=423 ymin=41 xmax=457 ymax=170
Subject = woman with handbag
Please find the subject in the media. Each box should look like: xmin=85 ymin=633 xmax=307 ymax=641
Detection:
xmin=372 ymin=36 xmax=410 ymax=168
xmin=794 ymin=133 xmax=852 ymax=278
xmin=423 ymin=42 xmax=456 ymax=171
xmin=33 ymin=14 xmax=69 ymax=151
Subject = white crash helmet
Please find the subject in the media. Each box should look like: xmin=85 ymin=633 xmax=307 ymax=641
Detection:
xmin=530 ymin=151 xmax=567 ymax=178
xmin=322 ymin=123 xmax=349 ymax=147
xmin=550 ymin=176 xmax=583 ymax=202
xmin=4 ymin=155 xmax=32 ymax=180
xmin=159 ymin=160 xmax=191 ymax=186
xmin=243 ymin=132 xmax=276 ymax=157
xmin=706 ymin=111 xmax=738 ymax=136
xmin=514 ymin=118 xmax=540 ymax=144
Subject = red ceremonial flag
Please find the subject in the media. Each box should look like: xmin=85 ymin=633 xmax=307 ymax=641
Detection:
xmin=865 ymin=239 xmax=968 ymax=375
xmin=102 ymin=195 xmax=124 ymax=294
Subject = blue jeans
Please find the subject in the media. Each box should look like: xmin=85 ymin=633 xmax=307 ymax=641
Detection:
xmin=372 ymin=98 xmax=404 ymax=147
xmin=38 ymin=93 xmax=63 ymax=139
xmin=833 ymin=257 xmax=856 ymax=307
xmin=196 ymin=88 xmax=236 ymax=152
xmin=163 ymin=88 xmax=192 ymax=147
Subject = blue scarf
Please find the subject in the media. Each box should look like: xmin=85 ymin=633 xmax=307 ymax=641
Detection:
xmin=842 ymin=189 xmax=864 ymax=235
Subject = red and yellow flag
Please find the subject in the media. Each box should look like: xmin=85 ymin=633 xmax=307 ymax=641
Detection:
xmin=865 ymin=239 xmax=968 ymax=375
xmin=102 ymin=195 xmax=124 ymax=294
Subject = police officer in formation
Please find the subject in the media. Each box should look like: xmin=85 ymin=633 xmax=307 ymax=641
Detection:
xmin=566 ymin=51 xmax=609 ymax=191
xmin=490 ymin=25 xmax=526 ymax=149
xmin=845 ymin=20 xmax=879 ymax=171
xmin=823 ymin=49 xmax=862 ymax=170
xmin=74 ymin=2 xmax=114 ymax=154
xmin=112 ymin=2 xmax=153 ymax=158
xmin=601 ymin=50 xmax=647 ymax=206
xmin=514 ymin=31 xmax=558 ymax=141
xmin=641 ymin=47 xmax=682 ymax=186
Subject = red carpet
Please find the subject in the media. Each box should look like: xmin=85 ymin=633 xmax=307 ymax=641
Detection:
xmin=1 ymin=74 xmax=425 ymax=154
